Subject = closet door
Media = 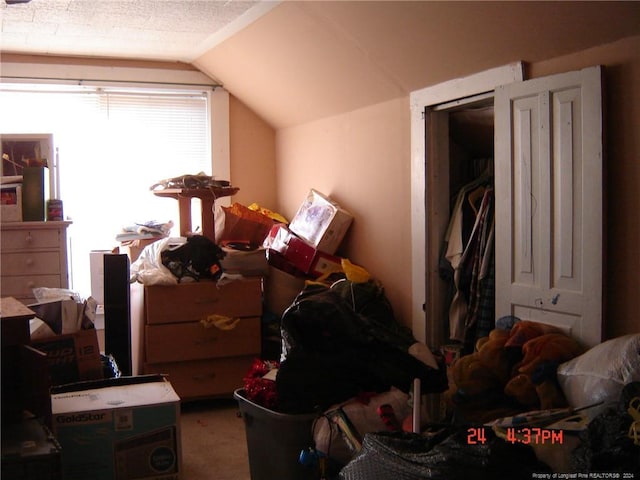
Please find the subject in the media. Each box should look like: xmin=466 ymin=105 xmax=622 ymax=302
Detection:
xmin=494 ymin=66 xmax=603 ymax=347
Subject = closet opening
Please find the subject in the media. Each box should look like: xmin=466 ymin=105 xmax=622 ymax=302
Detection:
xmin=425 ymin=94 xmax=496 ymax=359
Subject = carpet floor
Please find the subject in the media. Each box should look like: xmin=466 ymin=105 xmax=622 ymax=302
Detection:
xmin=180 ymin=397 xmax=251 ymax=480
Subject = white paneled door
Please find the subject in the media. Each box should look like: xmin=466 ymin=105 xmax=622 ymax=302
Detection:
xmin=494 ymin=66 xmax=603 ymax=347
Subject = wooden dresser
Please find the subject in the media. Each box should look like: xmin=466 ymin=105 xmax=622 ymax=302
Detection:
xmin=0 ymin=221 xmax=71 ymax=304
xmin=142 ymin=277 xmax=263 ymax=400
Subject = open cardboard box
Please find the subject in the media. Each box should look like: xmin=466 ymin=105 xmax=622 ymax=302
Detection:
xmin=29 ymin=298 xmax=104 ymax=386
xmin=31 ymin=328 xmax=103 ymax=386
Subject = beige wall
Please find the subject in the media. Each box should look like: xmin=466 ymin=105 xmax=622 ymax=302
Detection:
xmin=269 ymin=35 xmax=640 ymax=339
xmin=275 ymin=98 xmax=412 ymax=321
xmin=228 ymin=96 xmax=277 ymax=208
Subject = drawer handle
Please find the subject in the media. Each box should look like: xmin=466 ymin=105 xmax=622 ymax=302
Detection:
xmin=195 ymin=297 xmax=220 ymax=305
xmin=27 ymin=281 xmax=35 ymax=288
xmin=194 ymin=337 xmax=218 ymax=346
xmin=192 ymin=372 xmax=216 ymax=381
xmin=25 ymin=257 xmax=34 ymax=266
xmin=25 ymin=234 xmax=33 ymax=244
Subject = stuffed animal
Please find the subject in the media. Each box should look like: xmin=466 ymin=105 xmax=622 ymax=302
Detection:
xmin=516 ymin=332 xmax=585 ymax=375
xmin=449 ymin=320 xmax=586 ymax=419
xmin=450 ymin=328 xmax=512 ymax=397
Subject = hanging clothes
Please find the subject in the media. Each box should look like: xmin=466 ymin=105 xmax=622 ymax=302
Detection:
xmin=461 ymin=193 xmax=495 ymax=345
xmin=441 ymin=171 xmax=495 ymax=348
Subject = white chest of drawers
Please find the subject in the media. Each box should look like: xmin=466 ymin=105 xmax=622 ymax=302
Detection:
xmin=1 ymin=221 xmax=71 ymax=304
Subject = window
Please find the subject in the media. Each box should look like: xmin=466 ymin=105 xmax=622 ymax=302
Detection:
xmin=1 ymin=82 xmax=214 ymax=297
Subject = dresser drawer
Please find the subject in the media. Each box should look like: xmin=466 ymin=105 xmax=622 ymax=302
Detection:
xmin=1 ymin=228 xmax=61 ymax=251
xmin=145 ymin=316 xmax=261 ymax=363
xmin=1 ymin=252 xmax=61 ymax=275
xmin=0 ymin=274 xmax=62 ymax=299
xmin=144 ymin=356 xmax=254 ymax=400
xmin=144 ymin=278 xmax=263 ymax=325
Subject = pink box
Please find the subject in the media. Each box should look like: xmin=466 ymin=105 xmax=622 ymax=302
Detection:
xmin=288 ymin=189 xmax=353 ymax=254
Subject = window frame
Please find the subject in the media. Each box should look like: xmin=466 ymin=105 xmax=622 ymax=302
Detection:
xmin=0 ymin=60 xmax=230 ymax=296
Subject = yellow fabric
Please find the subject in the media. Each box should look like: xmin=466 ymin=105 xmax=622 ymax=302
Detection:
xmin=201 ymin=314 xmax=240 ymax=331
xmin=341 ymin=258 xmax=370 ymax=283
xmin=248 ymin=202 xmax=288 ymax=224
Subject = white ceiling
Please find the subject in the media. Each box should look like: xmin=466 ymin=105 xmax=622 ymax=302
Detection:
xmin=0 ymin=0 xmax=278 ymax=62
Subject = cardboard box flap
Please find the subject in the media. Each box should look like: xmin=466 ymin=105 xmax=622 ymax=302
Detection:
xmin=51 ymin=375 xmax=180 ymax=414
xmin=51 ymin=373 xmax=166 ymax=394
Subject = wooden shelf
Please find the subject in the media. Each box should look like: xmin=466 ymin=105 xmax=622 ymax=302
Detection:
xmin=153 ymin=187 xmax=239 ymax=242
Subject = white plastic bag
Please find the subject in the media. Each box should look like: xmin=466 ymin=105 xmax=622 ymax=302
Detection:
xmin=129 ymin=237 xmax=182 ymax=286
xmin=557 ymin=334 xmax=640 ymax=419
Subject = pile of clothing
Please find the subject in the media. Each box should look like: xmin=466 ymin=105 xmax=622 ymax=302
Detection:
xmin=274 ymin=279 xmax=447 ymax=414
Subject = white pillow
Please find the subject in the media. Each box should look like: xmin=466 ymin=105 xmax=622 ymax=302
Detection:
xmin=557 ymin=334 xmax=640 ymax=419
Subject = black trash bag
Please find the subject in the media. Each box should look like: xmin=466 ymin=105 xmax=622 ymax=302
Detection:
xmin=330 ymin=279 xmax=402 ymax=336
xmin=571 ymin=381 xmax=640 ymax=473
xmin=161 ymin=235 xmax=226 ymax=282
xmin=276 ymin=281 xmax=448 ymax=414
xmin=339 ymin=428 xmax=551 ymax=480
xmin=281 ymin=281 xmax=417 ymax=359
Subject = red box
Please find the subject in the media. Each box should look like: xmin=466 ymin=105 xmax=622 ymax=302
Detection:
xmin=281 ymin=231 xmax=316 ymax=274
xmin=264 ymin=224 xmax=343 ymax=277
xmin=309 ymin=251 xmax=342 ymax=278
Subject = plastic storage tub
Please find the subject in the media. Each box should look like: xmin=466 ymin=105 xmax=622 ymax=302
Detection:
xmin=234 ymin=388 xmax=319 ymax=480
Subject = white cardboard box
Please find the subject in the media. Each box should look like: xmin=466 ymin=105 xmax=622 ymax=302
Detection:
xmin=51 ymin=375 xmax=181 ymax=480
xmin=1 ymin=184 xmax=22 ymax=222
xmin=288 ymin=189 xmax=353 ymax=254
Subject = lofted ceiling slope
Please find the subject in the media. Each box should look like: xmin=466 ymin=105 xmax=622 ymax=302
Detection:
xmin=2 ymin=1 xmax=640 ymax=129
xmin=194 ymin=1 xmax=640 ymax=128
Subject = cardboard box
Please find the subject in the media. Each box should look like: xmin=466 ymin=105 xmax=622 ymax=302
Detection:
xmin=264 ymin=266 xmax=306 ymax=316
xmin=1 ymin=298 xmax=47 ymax=424
xmin=1 ymin=297 xmax=34 ymax=347
xmin=51 ymin=375 xmax=181 ymax=480
xmin=288 ymin=189 xmax=353 ymax=254
xmin=264 ymin=224 xmax=316 ymax=274
xmin=309 ymin=250 xmax=343 ymax=278
xmin=264 ymin=224 xmax=342 ymax=277
xmin=1 ymin=184 xmax=22 ymax=222
xmin=281 ymin=232 xmax=317 ymax=274
xmin=31 ymin=328 xmax=103 ymax=386
xmin=1 ymin=416 xmax=62 ymax=479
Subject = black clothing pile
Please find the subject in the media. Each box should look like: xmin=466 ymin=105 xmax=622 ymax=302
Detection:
xmin=275 ymin=280 xmax=448 ymax=414
xmin=160 ymin=235 xmax=226 ymax=282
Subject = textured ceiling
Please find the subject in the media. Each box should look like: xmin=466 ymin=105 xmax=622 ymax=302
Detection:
xmin=0 ymin=0 xmax=277 ymax=62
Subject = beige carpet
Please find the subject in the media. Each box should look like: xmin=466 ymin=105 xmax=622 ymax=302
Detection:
xmin=180 ymin=397 xmax=251 ymax=480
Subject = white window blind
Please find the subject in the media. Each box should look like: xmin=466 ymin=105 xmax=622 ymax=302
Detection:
xmin=0 ymin=83 xmax=212 ymax=297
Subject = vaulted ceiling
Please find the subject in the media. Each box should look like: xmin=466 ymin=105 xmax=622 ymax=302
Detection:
xmin=2 ymin=1 xmax=640 ymax=129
